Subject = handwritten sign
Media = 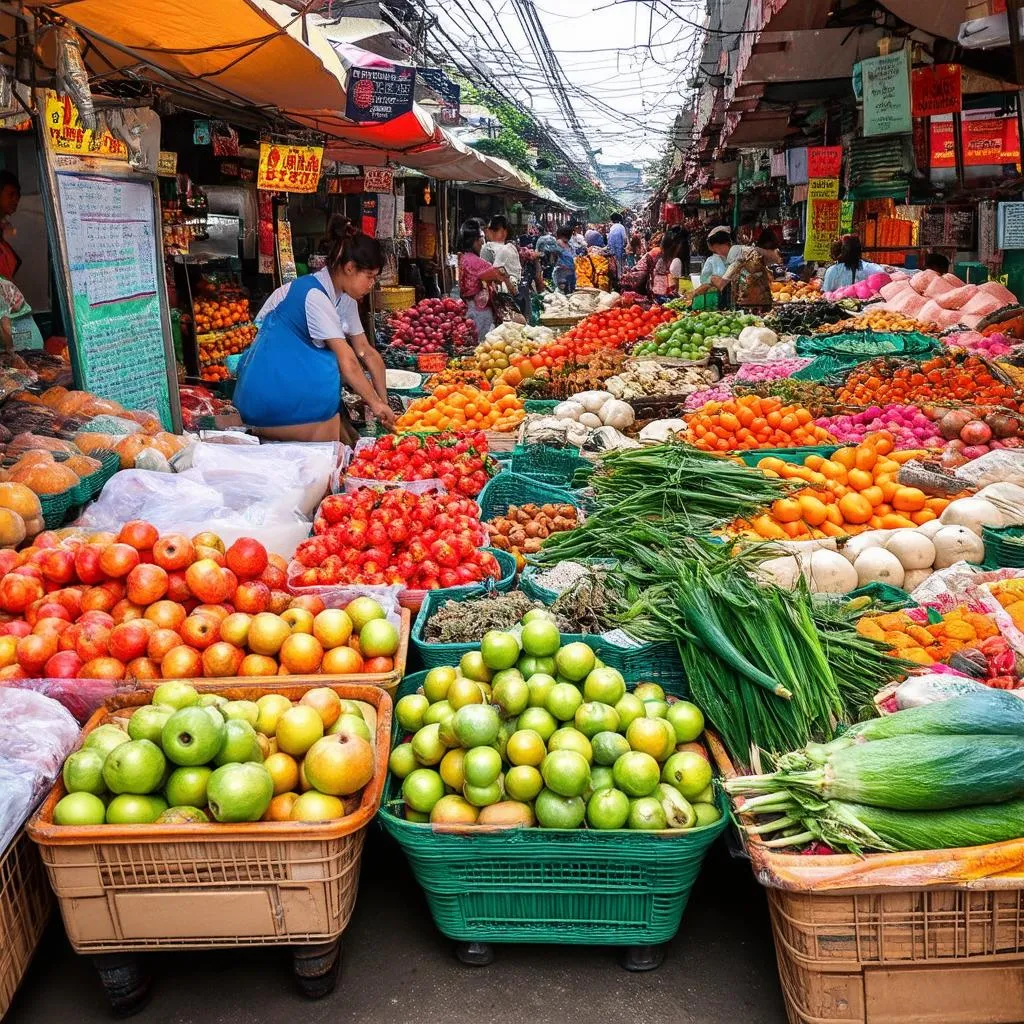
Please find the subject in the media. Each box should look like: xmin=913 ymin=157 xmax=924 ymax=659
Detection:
xmin=931 ymin=117 xmax=1020 ymax=168
xmin=862 ymin=50 xmax=912 ymax=138
xmin=156 ymin=151 xmax=177 ymax=176
xmin=363 ymin=167 xmax=395 ymax=193
xmin=808 ymin=178 xmax=840 ymax=200
xmin=912 ymin=64 xmax=962 ymax=117
xmin=804 ymin=198 xmax=842 ymax=262
xmin=807 ymin=146 xmax=842 ymax=179
xmin=841 ymin=200 xmax=855 ymax=234
xmin=55 ymin=172 xmax=172 ymax=427
xmin=998 ymin=203 xmax=1024 ymax=250
xmin=257 ymin=143 xmax=323 ymax=193
xmin=44 ymin=91 xmax=128 ymax=159
xmin=346 ymin=66 xmax=415 ymax=124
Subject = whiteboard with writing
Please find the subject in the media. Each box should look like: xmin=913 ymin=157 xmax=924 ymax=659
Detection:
xmin=55 ymin=172 xmax=173 ymax=427
xmin=998 ymin=203 xmax=1024 ymax=250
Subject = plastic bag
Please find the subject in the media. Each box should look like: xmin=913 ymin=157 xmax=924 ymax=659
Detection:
xmin=76 ymin=414 xmax=142 ymax=435
xmin=342 ymin=476 xmax=445 ymax=495
xmin=4 ymin=676 xmax=132 ymax=723
xmin=954 ymin=450 xmax=1024 ymax=489
xmin=0 ymin=687 xmax=79 ymax=770
xmin=0 ymin=759 xmax=47 ymax=854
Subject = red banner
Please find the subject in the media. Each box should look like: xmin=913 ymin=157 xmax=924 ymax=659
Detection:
xmin=930 ymin=117 xmax=1020 ymax=168
xmin=807 ymin=146 xmax=842 ymax=179
xmin=912 ymin=64 xmax=962 ymax=118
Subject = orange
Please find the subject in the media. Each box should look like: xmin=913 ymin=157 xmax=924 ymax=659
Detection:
xmin=838 ymin=492 xmax=872 ymax=525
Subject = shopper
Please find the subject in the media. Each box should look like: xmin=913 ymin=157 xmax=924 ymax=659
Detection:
xmin=0 ymin=171 xmax=21 ymax=280
xmin=456 ymin=218 xmax=512 ymax=340
xmin=234 ymin=215 xmax=394 ymax=442
xmin=821 ymin=235 xmax=887 ymax=293
xmin=651 ymin=227 xmax=684 ymax=300
xmin=585 ymin=223 xmax=606 ymax=247
xmin=607 ymin=213 xmax=628 ymax=268
xmin=535 ymin=225 xmax=560 ymax=279
xmin=553 ymin=226 xmax=577 ymax=293
xmin=700 ymin=225 xmax=732 ymax=288
xmin=481 ymin=215 xmax=524 ymax=323
xmin=570 ymin=221 xmax=588 ymax=254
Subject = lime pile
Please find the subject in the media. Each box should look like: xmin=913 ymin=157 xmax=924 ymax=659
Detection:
xmin=634 ymin=311 xmax=761 ymax=360
xmin=389 ymin=611 xmax=721 ymax=831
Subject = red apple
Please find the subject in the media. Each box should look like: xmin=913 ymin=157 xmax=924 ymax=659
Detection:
xmin=126 ymin=656 xmax=161 ymax=680
xmin=147 ymin=628 xmax=182 ymax=661
xmin=76 ymin=622 xmax=111 ymax=662
xmin=261 ymin=564 xmax=287 ymax=590
xmin=238 ymin=653 xmax=277 ymax=676
xmin=51 ymin=588 xmax=83 ymax=620
xmin=193 ymin=604 xmax=230 ymax=624
xmin=233 ymin=580 xmax=271 ymax=615
xmin=226 ymin=538 xmax=269 ymax=580
xmin=269 ymin=589 xmax=292 ymax=615
xmin=180 ymin=613 xmax=219 ymax=650
xmin=186 ymin=559 xmax=231 ymax=604
xmin=192 ymin=532 xmax=225 ymax=554
xmin=126 ymin=563 xmax=168 ymax=605
xmin=153 ymin=534 xmax=195 ymax=572
xmin=33 ymin=616 xmax=70 ymax=637
xmin=160 ymin=645 xmax=202 ymax=679
xmin=45 ymin=650 xmax=83 ymax=678
xmin=99 ymin=543 xmax=141 ymax=579
xmin=35 ymin=601 xmax=71 ymax=623
xmin=80 ymin=657 xmax=126 ymax=680
xmin=2 ymin=620 xmax=31 ymax=639
xmin=58 ymin=623 xmax=81 ymax=652
xmin=166 ymin=570 xmax=191 ymax=603
xmin=17 ymin=632 xmax=57 ymax=674
xmin=12 ymin=564 xmax=43 ymax=583
xmin=0 ymin=663 xmax=25 ymax=680
xmin=109 ymin=620 xmax=152 ymax=663
xmin=111 ymin=599 xmax=145 ymax=625
xmin=74 ymin=544 xmax=106 ymax=585
xmin=194 ymin=545 xmax=226 ymax=567
xmin=39 ymin=548 xmax=76 ymax=586
xmin=0 ymin=573 xmax=44 ymax=614
xmin=33 ymin=531 xmax=61 ymax=549
xmin=0 ymin=550 xmax=22 ymax=576
xmin=79 ymin=610 xmax=114 ymax=630
xmin=202 ymin=641 xmax=245 ymax=678
xmin=289 ymin=595 xmax=326 ymax=616
xmin=118 ymin=520 xmax=159 ymax=551
xmin=144 ymin=600 xmax=186 ymax=631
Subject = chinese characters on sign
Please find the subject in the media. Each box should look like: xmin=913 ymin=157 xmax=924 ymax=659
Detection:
xmin=861 ymin=50 xmax=912 ymax=138
xmin=363 ymin=167 xmax=395 ymax=193
xmin=911 ymin=64 xmax=962 ymax=118
xmin=804 ymin=198 xmax=842 ymax=262
xmin=345 ymin=66 xmax=416 ymax=124
xmin=257 ymin=143 xmax=324 ymax=193
xmin=44 ymin=91 xmax=128 ymax=159
xmin=156 ymin=151 xmax=178 ymax=177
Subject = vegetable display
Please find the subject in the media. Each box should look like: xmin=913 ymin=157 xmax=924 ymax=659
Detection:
xmin=633 ymin=311 xmax=760 ymax=361
xmin=347 ymin=432 xmax=495 ymax=496
xmin=764 ymin=302 xmax=852 ymax=335
xmin=553 ymin=390 xmax=635 ymax=430
xmin=552 ymin=305 xmax=677 ymax=365
xmin=814 ymin=405 xmax=944 ymax=450
xmin=485 ymin=503 xmax=580 ymax=570
xmin=471 ymin=323 xmax=555 ymax=383
xmin=684 ymin=394 xmax=834 ymax=451
xmin=395 ymin=384 xmax=525 ymax=433
xmin=389 ymin=297 xmax=477 ymax=353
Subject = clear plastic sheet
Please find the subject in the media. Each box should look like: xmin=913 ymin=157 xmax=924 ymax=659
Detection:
xmin=954 ymin=450 xmax=1024 ymax=489
xmin=2 ymin=676 xmax=128 ymax=723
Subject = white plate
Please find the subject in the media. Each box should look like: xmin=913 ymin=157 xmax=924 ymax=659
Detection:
xmin=385 ymin=369 xmax=423 ymax=390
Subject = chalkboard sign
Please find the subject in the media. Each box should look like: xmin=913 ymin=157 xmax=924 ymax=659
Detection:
xmin=920 ymin=205 xmax=975 ymax=249
xmin=998 ymin=202 xmax=1024 ymax=250
xmin=919 ymin=207 xmax=947 ymax=247
xmin=54 ymin=172 xmax=176 ymax=428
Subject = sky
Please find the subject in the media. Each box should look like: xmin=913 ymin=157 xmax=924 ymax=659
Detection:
xmin=425 ymin=0 xmax=706 ymax=169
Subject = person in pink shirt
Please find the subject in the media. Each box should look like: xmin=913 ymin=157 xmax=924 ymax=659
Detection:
xmin=457 ymin=219 xmax=511 ymax=341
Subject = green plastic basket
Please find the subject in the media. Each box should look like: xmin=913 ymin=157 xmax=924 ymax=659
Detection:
xmin=736 ymin=445 xmax=840 ymax=466
xmin=70 ymin=449 xmax=119 ymax=505
xmin=510 ymin=444 xmax=593 ymax=488
xmin=790 ymin=355 xmax=862 ymax=382
xmin=38 ymin=489 xmax=73 ymax=530
xmin=523 ymin=399 xmax=560 ymax=415
xmin=477 ymin=471 xmax=581 ymax=522
xmin=983 ymin=525 xmax=1024 ymax=569
xmin=379 ymin=670 xmax=728 ymax=947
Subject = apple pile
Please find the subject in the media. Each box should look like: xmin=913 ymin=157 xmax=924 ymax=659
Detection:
xmin=294 ymin=489 xmax=502 ymax=591
xmin=52 ymin=682 xmax=377 ymax=826
xmin=346 ymin=432 xmax=495 ymax=496
xmin=388 ymin=297 xmax=477 ymax=352
xmin=0 ymin=522 xmax=401 ymax=680
xmin=389 ymin=611 xmax=724 ymax=831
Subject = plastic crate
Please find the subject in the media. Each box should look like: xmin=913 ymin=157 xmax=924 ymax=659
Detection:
xmin=709 ymin=731 xmax=1024 ymax=1024
xmin=737 ymin=446 xmax=840 ymax=467
xmin=523 ymin=399 xmax=560 ymax=415
xmin=477 ymin=471 xmax=581 ymax=522
xmin=398 ymin=547 xmax=518 ymax=616
xmin=0 ymin=829 xmax=53 ymax=1017
xmin=983 ymin=525 xmax=1024 ymax=569
xmin=379 ymin=671 xmax=727 ymax=947
xmin=70 ymin=448 xmax=120 ymax=505
xmin=38 ymin=489 xmax=72 ymax=530
xmin=27 ymin=681 xmax=392 ymax=953
xmin=510 ymin=443 xmax=592 ymax=488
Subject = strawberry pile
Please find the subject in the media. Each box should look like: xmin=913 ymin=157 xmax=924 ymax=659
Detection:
xmin=347 ymin=432 xmax=495 ymax=497
xmin=295 ymin=489 xmax=501 ymax=590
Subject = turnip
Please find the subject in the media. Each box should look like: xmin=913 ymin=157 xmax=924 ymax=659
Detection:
xmin=939 ymin=409 xmax=975 ymax=440
xmin=960 ymin=420 xmax=993 ymax=445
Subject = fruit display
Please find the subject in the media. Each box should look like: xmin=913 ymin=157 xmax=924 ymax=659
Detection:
xmin=551 ymin=305 xmax=678 ymax=366
xmin=733 ymin=359 xmax=814 ymax=383
xmin=857 ymin=606 xmax=1002 ymax=669
xmin=870 ymin=272 xmax=1017 ymax=331
xmin=200 ymin=364 xmax=232 ymax=383
xmin=823 ymin=270 xmax=891 ymax=302
xmin=346 ymin=432 xmax=495 ymax=496
xmin=52 ymin=683 xmax=377 ymax=826
xmin=294 ymin=488 xmax=501 ymax=592
xmin=390 ymin=617 xmax=721 ymax=831
xmin=770 ymin=279 xmax=825 ymax=303
xmin=763 ymin=302 xmax=853 ymax=335
xmin=0 ymin=524 xmax=400 ymax=680
xmin=192 ymin=293 xmax=251 ymax=332
xmin=836 ymin=355 xmax=1019 ymax=409
xmin=814 ymin=311 xmax=940 ymax=335
xmin=389 ymin=297 xmax=477 ymax=352
xmin=633 ymin=311 xmax=756 ymax=360
xmin=684 ymin=394 xmax=834 ymax=451
xmin=931 ymin=407 xmax=1024 ymax=466
xmin=485 ymin=503 xmax=580 ymax=570
xmin=815 ymin=404 xmax=945 ymax=450
xmin=396 ymin=384 xmax=524 ymax=433
xmin=198 ymin=323 xmax=257 ymax=368
xmin=0 ymin=482 xmax=42 ymax=547
xmin=732 ymin=434 xmax=952 ymax=540
xmin=516 ymin=349 xmax=627 ymax=401
xmin=471 ymin=323 xmax=555 ymax=382
xmin=943 ymin=330 xmax=1015 ymax=358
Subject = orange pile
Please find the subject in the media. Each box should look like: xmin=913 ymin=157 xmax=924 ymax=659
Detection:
xmin=395 ymin=384 xmax=525 ymax=433
xmin=685 ymin=395 xmax=834 ymax=451
xmin=857 ymin=608 xmax=998 ymax=666
xmin=836 ymin=355 xmax=1018 ymax=408
xmin=733 ymin=433 xmax=952 ymax=540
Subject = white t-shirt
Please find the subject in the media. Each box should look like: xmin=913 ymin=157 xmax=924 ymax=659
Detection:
xmin=255 ymin=267 xmax=362 ymax=348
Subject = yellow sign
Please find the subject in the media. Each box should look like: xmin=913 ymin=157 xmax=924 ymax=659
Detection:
xmin=257 ymin=143 xmax=323 ymax=193
xmin=804 ymin=198 xmax=842 ymax=262
xmin=156 ymin=151 xmax=178 ymax=176
xmin=44 ymin=91 xmax=128 ymax=159
xmin=807 ymin=177 xmax=840 ymax=200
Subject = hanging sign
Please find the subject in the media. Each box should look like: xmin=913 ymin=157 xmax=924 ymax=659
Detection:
xmin=363 ymin=166 xmax=395 ymax=193
xmin=193 ymin=120 xmax=211 ymax=146
xmin=44 ymin=91 xmax=128 ymax=159
xmin=785 ymin=147 xmax=808 ymax=185
xmin=156 ymin=151 xmax=177 ymax=176
xmin=998 ymin=203 xmax=1024 ymax=250
xmin=276 ymin=216 xmax=297 ymax=283
xmin=804 ymin=198 xmax=842 ymax=262
xmin=930 ymin=117 xmax=1020 ymax=168
xmin=840 ymin=200 xmax=855 ymax=234
xmin=807 ymin=178 xmax=840 ymax=200
xmin=257 ymin=143 xmax=323 ymax=193
xmin=345 ymin=66 xmax=415 ymax=124
xmin=416 ymin=67 xmax=460 ymax=124
xmin=911 ymin=64 xmax=962 ymax=118
xmin=361 ymin=195 xmax=377 ymax=237
xmin=807 ymin=146 xmax=842 ymax=180
xmin=861 ymin=49 xmax=912 ymax=138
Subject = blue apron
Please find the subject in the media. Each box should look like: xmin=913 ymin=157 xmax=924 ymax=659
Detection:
xmin=233 ymin=274 xmax=341 ymax=427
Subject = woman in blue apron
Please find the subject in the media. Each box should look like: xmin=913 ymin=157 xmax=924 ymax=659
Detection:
xmin=234 ymin=216 xmax=395 ymax=441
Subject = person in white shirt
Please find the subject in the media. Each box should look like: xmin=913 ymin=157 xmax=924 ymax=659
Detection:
xmin=481 ymin=215 xmax=523 ymax=287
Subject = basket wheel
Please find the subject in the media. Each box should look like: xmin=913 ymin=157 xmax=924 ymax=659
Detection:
xmin=454 ymin=941 xmax=495 ymax=966
xmin=620 ymin=944 xmax=665 ymax=972
xmin=292 ymin=938 xmax=343 ymax=999
xmin=90 ymin=953 xmax=152 ymax=1018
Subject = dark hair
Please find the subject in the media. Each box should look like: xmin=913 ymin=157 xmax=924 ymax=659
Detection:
xmin=488 ymin=215 xmax=510 ymax=238
xmin=322 ymin=214 xmax=382 ymax=271
xmin=556 ymin=225 xmax=572 ymax=241
xmin=830 ymin=240 xmax=843 ymax=261
xmin=757 ymin=229 xmax=778 ymax=251
xmin=660 ymin=226 xmax=684 ymax=266
xmin=707 ymin=226 xmax=731 ymax=248
xmin=839 ymin=235 xmax=863 ymax=274
xmin=0 ymin=171 xmax=20 ymax=194
xmin=456 ymin=219 xmax=484 ymax=254
xmin=610 ymin=213 xmax=623 ymax=224
xmin=925 ymin=251 xmax=950 ymax=274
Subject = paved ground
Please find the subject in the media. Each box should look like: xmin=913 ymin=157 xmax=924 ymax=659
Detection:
xmin=8 ymin=832 xmax=786 ymax=1024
